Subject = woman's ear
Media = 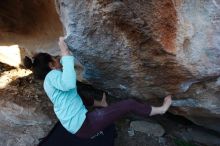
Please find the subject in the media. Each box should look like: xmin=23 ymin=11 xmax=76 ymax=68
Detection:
xmin=48 ymin=62 xmax=55 ymax=69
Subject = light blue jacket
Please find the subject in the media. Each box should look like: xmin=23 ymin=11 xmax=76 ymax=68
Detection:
xmin=43 ymin=56 xmax=87 ymax=134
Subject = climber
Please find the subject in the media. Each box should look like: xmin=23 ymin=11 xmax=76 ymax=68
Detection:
xmin=23 ymin=36 xmax=172 ymax=139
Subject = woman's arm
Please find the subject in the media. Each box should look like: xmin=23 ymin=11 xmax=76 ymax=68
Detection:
xmin=50 ymin=37 xmax=76 ymax=91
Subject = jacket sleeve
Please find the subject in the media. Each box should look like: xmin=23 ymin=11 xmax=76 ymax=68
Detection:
xmin=50 ymin=56 xmax=76 ymax=91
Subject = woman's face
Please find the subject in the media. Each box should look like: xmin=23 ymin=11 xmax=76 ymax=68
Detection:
xmin=50 ymin=56 xmax=62 ymax=69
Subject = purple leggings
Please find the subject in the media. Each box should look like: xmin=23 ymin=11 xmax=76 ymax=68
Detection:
xmin=75 ymin=96 xmax=152 ymax=139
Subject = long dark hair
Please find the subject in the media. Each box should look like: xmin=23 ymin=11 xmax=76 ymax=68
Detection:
xmin=23 ymin=53 xmax=53 ymax=79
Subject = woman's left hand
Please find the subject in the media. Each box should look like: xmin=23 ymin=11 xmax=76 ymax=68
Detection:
xmin=59 ymin=37 xmax=71 ymax=56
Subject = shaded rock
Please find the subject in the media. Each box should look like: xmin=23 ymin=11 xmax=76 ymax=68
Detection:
xmin=173 ymin=127 xmax=220 ymax=146
xmin=0 ymin=0 xmax=63 ymax=60
xmin=115 ymin=119 xmax=176 ymax=146
xmin=0 ymin=101 xmax=51 ymax=126
xmin=130 ymin=121 xmax=165 ymax=137
xmin=0 ymin=101 xmax=53 ymax=146
xmin=153 ymin=113 xmax=220 ymax=146
xmin=0 ymin=66 xmax=56 ymax=146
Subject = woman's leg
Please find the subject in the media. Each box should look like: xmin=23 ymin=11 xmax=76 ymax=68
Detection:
xmin=80 ymin=92 xmax=108 ymax=107
xmin=76 ymin=96 xmax=171 ymax=139
xmin=150 ymin=95 xmax=172 ymax=116
xmin=93 ymin=92 xmax=108 ymax=107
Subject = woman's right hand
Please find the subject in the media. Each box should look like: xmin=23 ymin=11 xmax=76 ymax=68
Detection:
xmin=58 ymin=37 xmax=71 ymax=56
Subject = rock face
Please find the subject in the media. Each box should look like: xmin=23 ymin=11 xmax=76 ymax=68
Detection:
xmin=0 ymin=0 xmax=63 ymax=57
xmin=56 ymin=0 xmax=220 ymax=133
xmin=0 ymin=66 xmax=56 ymax=146
xmin=0 ymin=101 xmax=52 ymax=146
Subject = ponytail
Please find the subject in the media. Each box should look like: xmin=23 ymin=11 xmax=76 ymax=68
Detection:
xmin=23 ymin=56 xmax=33 ymax=69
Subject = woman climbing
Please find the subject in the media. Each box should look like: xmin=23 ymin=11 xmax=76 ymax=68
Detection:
xmin=24 ymin=36 xmax=172 ymax=139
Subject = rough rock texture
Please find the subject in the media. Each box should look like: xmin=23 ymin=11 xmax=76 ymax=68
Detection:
xmin=56 ymin=0 xmax=220 ymax=133
xmin=0 ymin=101 xmax=52 ymax=146
xmin=130 ymin=120 xmax=165 ymax=137
xmin=0 ymin=65 xmax=57 ymax=146
xmin=59 ymin=0 xmax=188 ymax=98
